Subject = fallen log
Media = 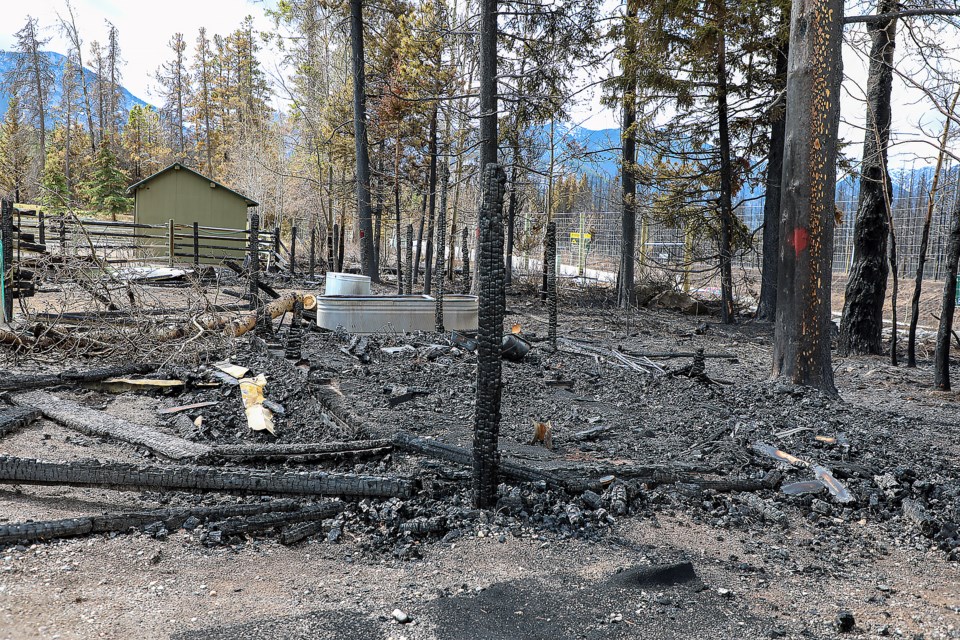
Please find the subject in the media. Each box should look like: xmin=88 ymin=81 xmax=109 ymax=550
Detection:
xmin=392 ymin=432 xmax=777 ymax=495
xmin=0 ymin=406 xmax=41 ymax=438
xmin=280 ymin=520 xmax=326 ymax=545
xmin=12 ymin=390 xmax=213 ymax=460
xmin=0 ymin=517 xmax=93 ymax=545
xmin=157 ymin=292 xmax=314 ymax=342
xmin=209 ymin=502 xmax=344 ymax=537
xmin=392 ymin=432 xmax=590 ymax=492
xmin=0 ymin=363 xmax=156 ymax=392
xmin=0 ymin=456 xmax=416 ymax=499
xmin=0 ymin=500 xmax=305 ymax=545
xmin=399 ymin=516 xmax=447 ymax=535
xmin=30 ymin=324 xmax=113 ymax=352
xmin=210 ymin=439 xmax=392 ymax=463
xmin=0 ymin=328 xmax=34 ymax=349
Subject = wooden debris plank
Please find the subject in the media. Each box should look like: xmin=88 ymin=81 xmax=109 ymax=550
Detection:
xmin=11 ymin=390 xmax=213 ymax=460
xmin=157 ymin=401 xmax=219 ymax=415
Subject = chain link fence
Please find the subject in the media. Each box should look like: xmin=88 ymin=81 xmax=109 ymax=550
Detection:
xmin=507 ymin=166 xmax=960 ymax=297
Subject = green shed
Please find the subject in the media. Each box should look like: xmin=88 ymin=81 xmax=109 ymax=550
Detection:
xmin=127 ymin=163 xmax=259 ymax=262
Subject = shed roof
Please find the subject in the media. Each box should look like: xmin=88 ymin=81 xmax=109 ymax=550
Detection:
xmin=126 ymin=163 xmax=259 ymax=207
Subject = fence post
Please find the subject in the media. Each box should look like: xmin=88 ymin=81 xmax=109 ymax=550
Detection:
xmin=58 ymin=216 xmax=65 ymax=253
xmin=1 ymin=199 xmax=14 ymax=323
xmin=193 ymin=221 xmax=200 ymax=266
xmin=309 ymin=227 xmax=316 ymax=279
xmin=290 ymin=226 xmax=298 ymax=276
xmin=38 ymin=210 xmax=45 ymax=245
xmin=248 ymin=213 xmax=260 ymax=311
xmin=326 ymin=226 xmax=334 ymax=272
xmin=167 ymin=219 xmax=175 ymax=267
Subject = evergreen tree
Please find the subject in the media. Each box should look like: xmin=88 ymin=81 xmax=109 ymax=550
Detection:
xmin=8 ymin=16 xmax=54 ymax=175
xmin=0 ymin=97 xmax=30 ymax=202
xmin=156 ymin=33 xmax=192 ymax=160
xmin=40 ymin=143 xmax=70 ymax=210
xmin=82 ymin=139 xmax=132 ymax=217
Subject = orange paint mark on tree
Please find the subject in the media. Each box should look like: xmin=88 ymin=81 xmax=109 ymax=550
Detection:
xmin=791 ymin=227 xmax=810 ymax=257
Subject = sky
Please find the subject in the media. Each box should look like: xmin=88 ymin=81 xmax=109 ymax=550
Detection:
xmin=0 ymin=0 xmax=954 ymax=169
xmin=0 ymin=0 xmax=278 ymax=105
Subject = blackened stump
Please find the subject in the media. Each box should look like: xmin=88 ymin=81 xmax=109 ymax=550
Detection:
xmin=247 ymin=213 xmax=261 ymax=312
xmin=461 ymin=226 xmax=471 ymax=294
xmin=473 ymin=163 xmax=506 ymax=508
xmin=546 ymin=221 xmax=558 ymax=345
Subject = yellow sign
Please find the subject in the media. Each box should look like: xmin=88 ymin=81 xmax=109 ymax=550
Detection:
xmin=569 ymin=232 xmax=592 ymax=240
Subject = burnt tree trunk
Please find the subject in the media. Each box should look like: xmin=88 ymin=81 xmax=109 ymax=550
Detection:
xmin=424 ymin=106 xmax=440 ymax=295
xmin=715 ymin=4 xmax=736 ymax=323
xmin=473 ymin=166 xmax=506 ymax=508
xmin=888 ymin=220 xmax=899 ymax=364
xmin=838 ymin=1 xmax=896 ymax=356
xmin=473 ymin=0 xmax=503 ymax=509
xmin=546 ymin=221 xmax=558 ymax=346
xmin=934 ymin=198 xmax=960 ymax=390
xmin=757 ymin=29 xmax=789 ymax=322
xmin=395 ymin=132 xmax=404 ymax=293
xmin=435 ymin=160 xmax=450 ymax=332
xmin=908 ymin=87 xmax=960 ymax=366
xmin=349 ymin=0 xmax=377 ymax=281
xmin=405 ymin=224 xmax=414 ymax=294
xmin=461 ymin=226 xmax=471 ymax=293
xmin=772 ymin=0 xmax=842 ymax=393
xmin=327 ymin=165 xmax=335 ymax=271
xmin=414 ymin=195 xmax=426 ymax=284
xmin=617 ymin=0 xmax=639 ymax=309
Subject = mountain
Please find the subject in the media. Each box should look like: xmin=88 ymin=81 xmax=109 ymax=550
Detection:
xmin=0 ymin=50 xmax=151 ymax=124
xmin=561 ymin=126 xmax=622 ymax=178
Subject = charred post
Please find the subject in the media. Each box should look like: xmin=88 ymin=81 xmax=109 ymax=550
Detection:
xmin=247 ymin=212 xmax=261 ymax=312
xmin=546 ymin=221 xmax=558 ymax=346
xmin=473 ymin=162 xmax=507 ymax=509
xmin=405 ymin=224 xmax=414 ymax=295
xmin=434 ymin=161 xmax=449 ymax=332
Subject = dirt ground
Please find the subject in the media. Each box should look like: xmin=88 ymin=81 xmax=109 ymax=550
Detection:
xmin=2 ymin=273 xmax=960 ymax=640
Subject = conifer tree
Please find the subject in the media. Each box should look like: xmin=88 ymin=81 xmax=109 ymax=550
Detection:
xmin=83 ymin=139 xmax=132 ymax=218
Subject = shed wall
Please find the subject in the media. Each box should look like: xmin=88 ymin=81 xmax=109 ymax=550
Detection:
xmin=133 ymin=168 xmax=249 ymax=261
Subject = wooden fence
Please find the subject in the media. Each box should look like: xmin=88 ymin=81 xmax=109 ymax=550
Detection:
xmin=9 ymin=207 xmax=276 ymax=267
xmin=0 ymin=201 xmax=331 ymax=321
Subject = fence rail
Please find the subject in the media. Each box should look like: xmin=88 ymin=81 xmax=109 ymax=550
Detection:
xmin=10 ymin=207 xmax=277 ymax=267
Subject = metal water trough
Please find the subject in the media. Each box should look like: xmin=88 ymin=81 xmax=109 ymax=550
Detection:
xmin=315 ymin=294 xmax=478 ymax=334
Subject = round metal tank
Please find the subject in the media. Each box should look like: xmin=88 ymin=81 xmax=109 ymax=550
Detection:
xmin=315 ymin=294 xmax=478 ymax=334
xmin=324 ymin=272 xmax=372 ymax=296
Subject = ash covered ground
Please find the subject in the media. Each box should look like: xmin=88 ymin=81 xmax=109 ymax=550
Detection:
xmin=2 ymin=278 xmax=960 ymax=639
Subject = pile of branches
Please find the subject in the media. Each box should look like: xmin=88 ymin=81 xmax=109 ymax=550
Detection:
xmin=1 ymin=248 xmax=240 ymax=366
